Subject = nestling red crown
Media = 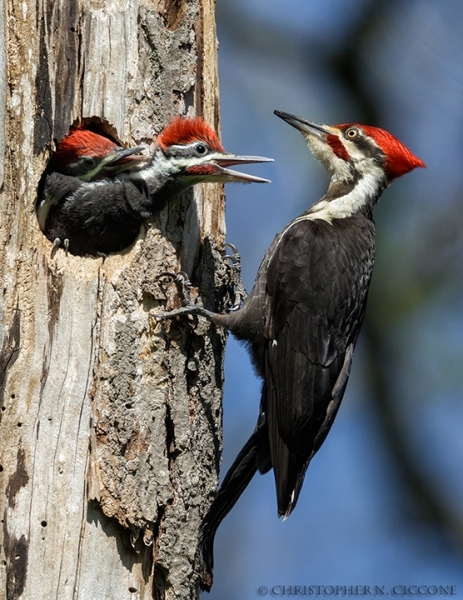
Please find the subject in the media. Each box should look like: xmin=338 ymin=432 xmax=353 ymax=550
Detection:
xmin=51 ymin=126 xmax=119 ymax=172
xmin=156 ymin=116 xmax=225 ymax=153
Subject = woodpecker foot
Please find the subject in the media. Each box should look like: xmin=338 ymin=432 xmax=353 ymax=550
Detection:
xmin=50 ymin=238 xmax=61 ymax=258
xmin=50 ymin=237 xmax=70 ymax=257
xmin=224 ymin=242 xmax=247 ymax=310
xmin=152 ymin=271 xmax=216 ymax=321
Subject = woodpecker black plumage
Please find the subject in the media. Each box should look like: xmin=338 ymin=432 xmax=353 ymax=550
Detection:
xmin=155 ymin=110 xmax=425 ymax=590
xmin=38 ymin=117 xmax=272 ymax=256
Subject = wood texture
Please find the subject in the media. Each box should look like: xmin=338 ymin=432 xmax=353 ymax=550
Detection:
xmin=0 ymin=0 xmax=225 ymax=597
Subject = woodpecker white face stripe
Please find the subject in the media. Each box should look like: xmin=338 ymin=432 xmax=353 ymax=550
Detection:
xmin=308 ymin=162 xmax=386 ymax=221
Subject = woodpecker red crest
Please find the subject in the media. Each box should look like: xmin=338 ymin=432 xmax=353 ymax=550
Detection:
xmin=51 ymin=128 xmax=119 ymax=170
xmin=156 ymin=116 xmax=225 ymax=153
xmin=154 ymin=111 xmax=425 ymax=590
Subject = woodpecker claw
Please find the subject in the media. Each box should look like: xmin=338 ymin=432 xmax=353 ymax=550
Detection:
xmin=50 ymin=237 xmax=62 ymax=258
xmin=50 ymin=236 xmax=70 ymax=258
xmin=153 ymin=271 xmax=196 ymax=320
xmin=152 ymin=271 xmax=216 ymax=322
xmin=223 ymin=242 xmax=240 ymax=265
xmin=157 ymin=271 xmax=193 ymax=307
xmin=223 ymin=243 xmax=247 ymax=310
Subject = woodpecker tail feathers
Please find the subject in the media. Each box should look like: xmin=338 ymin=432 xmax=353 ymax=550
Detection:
xmin=199 ymin=429 xmax=261 ymax=591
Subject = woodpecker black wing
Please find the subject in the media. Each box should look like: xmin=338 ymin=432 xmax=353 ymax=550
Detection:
xmin=263 ymin=215 xmax=375 ymax=517
xmin=38 ymin=172 xmax=84 ymax=232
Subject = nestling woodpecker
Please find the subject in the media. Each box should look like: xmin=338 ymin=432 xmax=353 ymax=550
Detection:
xmin=39 ymin=117 xmax=272 ymax=256
xmin=155 ymin=110 xmax=425 ymax=590
xmin=37 ymin=126 xmax=146 ymax=233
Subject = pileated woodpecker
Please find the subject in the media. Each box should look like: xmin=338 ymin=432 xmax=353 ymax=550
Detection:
xmin=39 ymin=116 xmax=271 ymax=256
xmin=37 ymin=126 xmax=145 ymax=233
xmin=155 ymin=110 xmax=425 ymax=590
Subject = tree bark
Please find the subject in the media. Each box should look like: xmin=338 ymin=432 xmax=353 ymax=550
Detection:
xmin=0 ymin=0 xmax=225 ymax=598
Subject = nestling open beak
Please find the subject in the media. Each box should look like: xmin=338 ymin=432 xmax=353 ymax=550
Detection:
xmin=203 ymin=153 xmax=273 ymax=183
xmin=274 ymin=110 xmax=339 ymax=138
xmin=184 ymin=152 xmax=273 ymax=183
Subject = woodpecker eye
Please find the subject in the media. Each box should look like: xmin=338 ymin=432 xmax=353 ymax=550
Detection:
xmin=345 ymin=128 xmax=359 ymax=139
xmin=195 ymin=144 xmax=207 ymax=155
xmin=83 ymin=158 xmax=96 ymax=167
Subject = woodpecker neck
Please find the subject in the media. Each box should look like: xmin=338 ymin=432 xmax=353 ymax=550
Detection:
xmin=129 ymin=149 xmax=181 ymax=192
xmin=124 ymin=148 xmax=206 ymax=205
xmin=307 ymin=163 xmax=388 ymax=222
xmin=118 ymin=148 xmax=195 ymax=213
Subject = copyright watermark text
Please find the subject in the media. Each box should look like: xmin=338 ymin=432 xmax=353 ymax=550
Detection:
xmin=257 ymin=585 xmax=457 ymax=597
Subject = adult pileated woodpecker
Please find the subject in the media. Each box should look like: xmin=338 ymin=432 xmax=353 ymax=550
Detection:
xmin=38 ymin=117 xmax=271 ymax=256
xmin=155 ymin=110 xmax=425 ymax=590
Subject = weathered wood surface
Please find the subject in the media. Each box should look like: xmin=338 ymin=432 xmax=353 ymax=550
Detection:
xmin=0 ymin=0 xmax=225 ymax=598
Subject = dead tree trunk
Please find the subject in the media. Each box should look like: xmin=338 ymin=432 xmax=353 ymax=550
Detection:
xmin=0 ymin=1 xmax=225 ymax=598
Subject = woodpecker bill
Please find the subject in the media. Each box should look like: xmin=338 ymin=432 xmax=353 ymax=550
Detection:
xmin=39 ymin=117 xmax=272 ymax=256
xmin=154 ymin=110 xmax=425 ymax=590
